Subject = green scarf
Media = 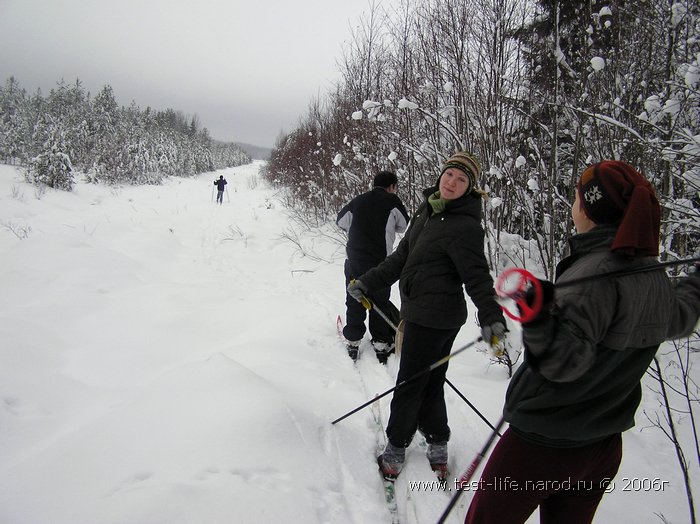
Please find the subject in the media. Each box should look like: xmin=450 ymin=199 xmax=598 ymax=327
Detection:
xmin=428 ymin=191 xmax=448 ymax=214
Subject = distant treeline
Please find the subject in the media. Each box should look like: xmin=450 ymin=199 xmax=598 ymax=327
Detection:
xmin=0 ymin=77 xmax=251 ymax=190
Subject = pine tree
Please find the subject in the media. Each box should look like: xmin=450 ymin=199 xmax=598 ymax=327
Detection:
xmin=0 ymin=76 xmax=28 ymax=163
xmin=29 ymin=116 xmax=75 ymax=191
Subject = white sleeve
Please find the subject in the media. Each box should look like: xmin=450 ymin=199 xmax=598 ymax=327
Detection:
xmin=384 ymin=208 xmax=407 ymax=254
xmin=337 ymin=210 xmax=353 ymax=233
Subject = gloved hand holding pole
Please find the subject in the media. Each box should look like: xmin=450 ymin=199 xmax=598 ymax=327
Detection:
xmin=347 ymin=279 xmax=399 ymax=332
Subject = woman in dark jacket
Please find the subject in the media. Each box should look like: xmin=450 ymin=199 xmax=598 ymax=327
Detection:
xmin=465 ymin=161 xmax=700 ymax=523
xmin=347 ymin=151 xmax=506 ymax=480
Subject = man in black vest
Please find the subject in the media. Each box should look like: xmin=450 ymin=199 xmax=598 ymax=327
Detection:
xmin=337 ymin=171 xmax=409 ymax=363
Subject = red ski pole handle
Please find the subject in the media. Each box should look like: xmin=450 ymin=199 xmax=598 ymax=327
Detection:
xmin=495 ymin=268 xmax=542 ymax=323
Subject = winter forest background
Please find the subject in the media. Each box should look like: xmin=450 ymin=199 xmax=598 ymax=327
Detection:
xmin=3 ymin=0 xmax=699 ymax=271
xmin=0 ymin=81 xmax=252 ymax=189
xmin=266 ymin=0 xmax=700 ymax=278
xmin=1 ymin=0 xmax=699 ymax=520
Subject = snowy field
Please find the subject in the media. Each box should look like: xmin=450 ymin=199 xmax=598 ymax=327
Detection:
xmin=0 ymin=161 xmax=694 ymax=523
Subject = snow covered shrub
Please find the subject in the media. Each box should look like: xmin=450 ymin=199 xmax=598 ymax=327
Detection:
xmin=134 ymin=171 xmax=164 ymax=185
xmin=247 ymin=174 xmax=259 ymax=190
xmin=10 ymin=185 xmax=24 ymax=201
xmin=2 ymin=220 xmax=31 ymax=239
xmin=28 ymin=144 xmax=75 ymax=191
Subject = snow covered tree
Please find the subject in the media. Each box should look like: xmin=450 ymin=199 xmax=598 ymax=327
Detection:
xmin=28 ymin=115 xmax=75 ymax=191
xmin=0 ymin=76 xmax=28 ymax=163
xmin=0 ymin=76 xmax=250 ymax=186
xmin=45 ymin=79 xmax=91 ymax=169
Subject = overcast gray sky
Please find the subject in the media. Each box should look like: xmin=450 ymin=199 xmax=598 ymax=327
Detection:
xmin=0 ymin=0 xmax=388 ymax=148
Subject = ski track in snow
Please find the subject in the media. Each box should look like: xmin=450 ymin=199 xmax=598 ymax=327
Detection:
xmin=0 ymin=162 xmax=694 ymax=523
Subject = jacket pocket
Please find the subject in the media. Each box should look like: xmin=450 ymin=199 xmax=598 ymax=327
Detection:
xmin=400 ymin=269 xmax=419 ymax=298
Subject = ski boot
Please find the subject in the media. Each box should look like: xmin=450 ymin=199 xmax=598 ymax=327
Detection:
xmin=372 ymin=340 xmax=395 ymax=365
xmin=427 ymin=441 xmax=449 ymax=483
xmin=346 ymin=339 xmax=361 ymax=361
xmin=378 ymin=441 xmax=405 ymax=481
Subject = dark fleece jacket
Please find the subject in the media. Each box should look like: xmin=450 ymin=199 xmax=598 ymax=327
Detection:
xmin=505 ymin=225 xmax=700 ymax=446
xmin=359 ymin=187 xmax=504 ymax=330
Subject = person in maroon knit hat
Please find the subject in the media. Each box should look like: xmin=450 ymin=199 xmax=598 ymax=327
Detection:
xmin=464 ymin=160 xmax=700 ymax=524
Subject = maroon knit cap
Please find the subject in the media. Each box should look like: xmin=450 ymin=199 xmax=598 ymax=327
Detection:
xmin=576 ymin=161 xmax=660 ymax=256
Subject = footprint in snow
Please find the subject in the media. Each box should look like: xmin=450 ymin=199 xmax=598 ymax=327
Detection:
xmin=106 ymin=472 xmax=154 ymax=497
xmin=228 ymin=467 xmax=292 ymax=492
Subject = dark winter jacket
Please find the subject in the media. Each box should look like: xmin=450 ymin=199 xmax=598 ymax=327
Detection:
xmin=337 ymin=187 xmax=409 ymax=265
xmin=359 ymin=187 xmax=504 ymax=330
xmin=214 ymin=178 xmax=227 ymax=191
xmin=505 ymin=225 xmax=700 ymax=447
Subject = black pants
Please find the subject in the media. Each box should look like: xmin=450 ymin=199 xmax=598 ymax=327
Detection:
xmin=386 ymin=321 xmax=459 ymax=447
xmin=343 ymin=259 xmax=398 ymax=344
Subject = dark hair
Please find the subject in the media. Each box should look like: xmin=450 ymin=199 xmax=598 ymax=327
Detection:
xmin=373 ymin=171 xmax=398 ymax=189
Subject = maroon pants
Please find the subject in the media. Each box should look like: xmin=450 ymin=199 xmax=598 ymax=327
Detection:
xmin=465 ymin=428 xmax=622 ymax=524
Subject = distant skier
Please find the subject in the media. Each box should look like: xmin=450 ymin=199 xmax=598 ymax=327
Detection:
xmin=214 ymin=175 xmax=227 ymax=204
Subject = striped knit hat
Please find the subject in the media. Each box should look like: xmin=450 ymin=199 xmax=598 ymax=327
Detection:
xmin=441 ymin=151 xmax=480 ymax=194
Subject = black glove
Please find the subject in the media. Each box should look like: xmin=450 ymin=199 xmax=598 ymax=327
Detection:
xmin=347 ymin=279 xmax=369 ymax=303
xmin=481 ymin=321 xmax=507 ymax=357
xmin=519 ymin=279 xmax=555 ymax=324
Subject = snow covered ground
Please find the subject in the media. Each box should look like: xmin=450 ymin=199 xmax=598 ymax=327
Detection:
xmin=0 ymin=161 xmax=694 ymax=523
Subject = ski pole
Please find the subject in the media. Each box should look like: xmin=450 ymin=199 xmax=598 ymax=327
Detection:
xmin=226 ymin=186 xmax=230 ymax=202
xmin=349 ymin=287 xmax=498 ymax=431
xmin=444 ymin=378 xmax=502 ymax=437
xmin=436 ymin=416 xmax=506 ymax=524
xmin=554 ymin=256 xmax=700 ymax=289
xmin=331 ymin=335 xmax=483 ymax=425
xmin=497 ymin=256 xmax=700 ymax=323
xmin=436 ymin=259 xmax=700 ymax=523
xmin=211 ymin=186 xmax=215 ymax=202
xmin=357 ymin=294 xmax=399 ymax=332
